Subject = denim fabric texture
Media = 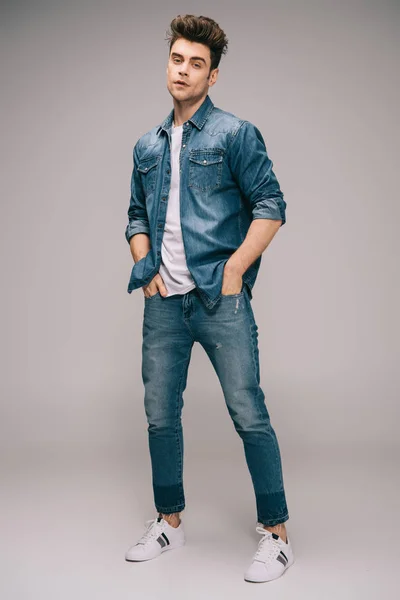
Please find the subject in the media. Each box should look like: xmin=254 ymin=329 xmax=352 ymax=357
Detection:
xmin=125 ymin=93 xmax=286 ymax=309
xmin=142 ymin=284 xmax=289 ymax=526
xmin=126 ymin=94 xmax=290 ymax=526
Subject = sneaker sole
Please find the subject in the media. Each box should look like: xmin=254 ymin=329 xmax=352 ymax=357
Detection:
xmin=125 ymin=538 xmax=186 ymax=562
xmin=244 ymin=555 xmax=295 ymax=583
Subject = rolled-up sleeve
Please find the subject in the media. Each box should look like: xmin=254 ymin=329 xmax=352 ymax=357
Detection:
xmin=227 ymin=121 xmax=286 ymax=226
xmin=124 ymin=142 xmax=150 ymax=243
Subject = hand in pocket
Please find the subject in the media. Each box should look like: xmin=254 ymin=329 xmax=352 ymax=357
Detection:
xmin=143 ymin=272 xmax=168 ymax=298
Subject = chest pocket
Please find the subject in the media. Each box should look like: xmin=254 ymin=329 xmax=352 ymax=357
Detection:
xmin=137 ymin=154 xmax=161 ymax=196
xmin=188 ymin=149 xmax=224 ymax=192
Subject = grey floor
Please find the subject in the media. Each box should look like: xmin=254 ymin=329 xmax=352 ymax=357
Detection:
xmin=1 ymin=444 xmax=398 ymax=600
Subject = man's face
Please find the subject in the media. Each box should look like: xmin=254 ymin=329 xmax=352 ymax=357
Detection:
xmin=166 ymin=38 xmax=218 ymax=103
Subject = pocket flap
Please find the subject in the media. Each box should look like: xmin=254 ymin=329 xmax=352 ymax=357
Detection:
xmin=189 ymin=151 xmax=224 ymax=166
xmin=137 ymin=155 xmax=160 ymax=173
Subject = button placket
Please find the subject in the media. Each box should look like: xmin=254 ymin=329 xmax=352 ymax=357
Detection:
xmin=156 ymin=130 xmax=173 ymax=259
xmin=177 ymin=122 xmax=197 ymax=289
xmin=179 ymin=124 xmax=189 ymax=173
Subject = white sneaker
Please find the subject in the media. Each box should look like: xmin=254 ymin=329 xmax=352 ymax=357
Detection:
xmin=125 ymin=516 xmax=185 ymax=562
xmin=244 ymin=524 xmax=295 ymax=582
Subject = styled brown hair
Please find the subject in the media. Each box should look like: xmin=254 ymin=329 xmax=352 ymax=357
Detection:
xmin=166 ymin=15 xmax=229 ymax=74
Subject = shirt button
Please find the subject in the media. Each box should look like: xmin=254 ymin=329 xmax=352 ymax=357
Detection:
xmin=157 ymin=251 xmax=161 ymax=256
xmin=182 ymin=144 xmax=186 ymax=148
xmin=162 ymin=196 xmax=166 ymax=201
xmin=203 ymin=159 xmax=207 ymax=164
xmin=157 ymin=223 xmax=163 ymax=229
xmin=167 ymin=169 xmax=170 ymax=174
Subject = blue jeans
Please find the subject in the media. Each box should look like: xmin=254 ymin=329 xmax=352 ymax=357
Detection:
xmin=141 ymin=283 xmax=289 ymax=527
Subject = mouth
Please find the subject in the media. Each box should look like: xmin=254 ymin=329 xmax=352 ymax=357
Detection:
xmin=174 ymin=81 xmax=188 ymax=87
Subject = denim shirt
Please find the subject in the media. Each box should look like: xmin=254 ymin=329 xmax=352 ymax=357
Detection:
xmin=125 ymin=94 xmax=286 ymax=309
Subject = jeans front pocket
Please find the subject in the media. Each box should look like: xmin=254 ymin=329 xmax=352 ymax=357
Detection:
xmin=220 ymin=290 xmax=244 ymax=299
xmin=144 ymin=290 xmax=161 ymax=301
xmin=220 ymin=279 xmax=246 ymax=298
xmin=188 ymin=149 xmax=224 ymax=192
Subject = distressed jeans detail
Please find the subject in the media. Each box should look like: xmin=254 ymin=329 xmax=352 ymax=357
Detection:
xmin=141 ymin=284 xmax=289 ymax=526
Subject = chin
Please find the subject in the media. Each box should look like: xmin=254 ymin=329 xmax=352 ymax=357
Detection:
xmin=169 ymin=88 xmax=190 ymax=101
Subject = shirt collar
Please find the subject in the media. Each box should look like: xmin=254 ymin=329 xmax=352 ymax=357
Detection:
xmin=156 ymin=94 xmax=214 ymax=136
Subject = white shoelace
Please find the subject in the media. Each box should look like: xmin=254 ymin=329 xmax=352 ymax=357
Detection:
xmin=253 ymin=525 xmax=282 ymax=563
xmin=137 ymin=518 xmax=165 ymax=545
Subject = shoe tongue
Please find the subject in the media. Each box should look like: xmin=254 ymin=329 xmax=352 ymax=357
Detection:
xmin=270 ymin=532 xmax=288 ymax=543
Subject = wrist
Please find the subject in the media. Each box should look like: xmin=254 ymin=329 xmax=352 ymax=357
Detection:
xmin=225 ymin=256 xmax=246 ymax=276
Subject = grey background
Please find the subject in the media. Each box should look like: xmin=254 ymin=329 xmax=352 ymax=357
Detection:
xmin=1 ymin=0 xmax=399 ymax=598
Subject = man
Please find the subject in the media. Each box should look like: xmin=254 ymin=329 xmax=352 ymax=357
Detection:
xmin=124 ymin=15 xmax=294 ymax=583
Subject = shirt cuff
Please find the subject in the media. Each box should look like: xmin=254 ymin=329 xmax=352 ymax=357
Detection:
xmin=252 ymin=197 xmax=286 ymax=225
xmin=125 ymin=221 xmax=150 ymax=243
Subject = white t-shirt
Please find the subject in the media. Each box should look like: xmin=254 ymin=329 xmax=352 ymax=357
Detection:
xmin=158 ymin=123 xmax=196 ymax=296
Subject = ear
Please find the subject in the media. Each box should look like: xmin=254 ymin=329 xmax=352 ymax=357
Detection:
xmin=210 ymin=68 xmax=219 ymax=85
